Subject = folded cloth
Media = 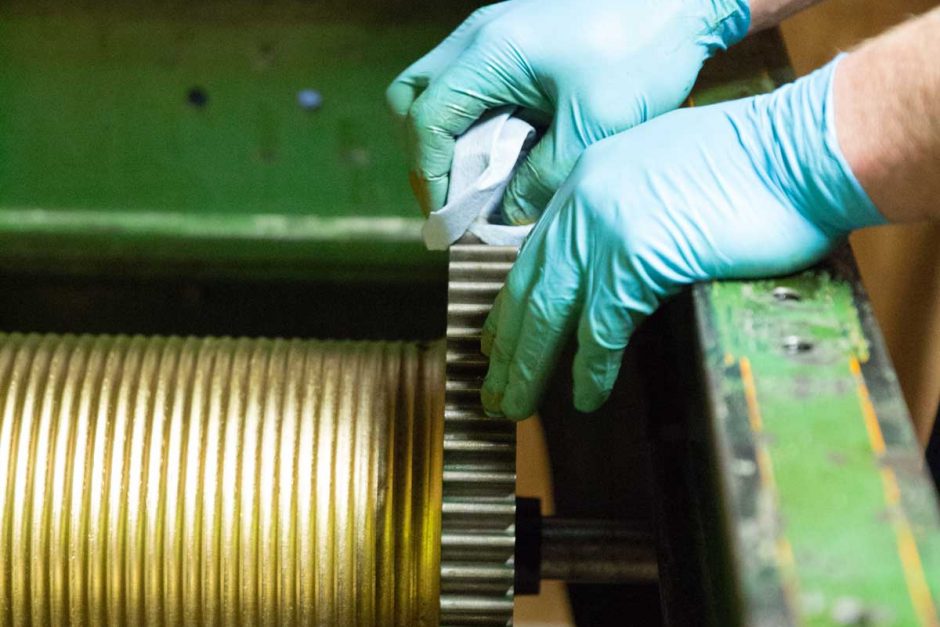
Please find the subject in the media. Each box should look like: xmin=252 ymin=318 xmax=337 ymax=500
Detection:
xmin=422 ymin=107 xmax=536 ymax=251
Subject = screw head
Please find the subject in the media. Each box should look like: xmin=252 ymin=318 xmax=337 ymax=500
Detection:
xmin=772 ymin=286 xmax=802 ymax=302
xmin=782 ymin=335 xmax=814 ymax=354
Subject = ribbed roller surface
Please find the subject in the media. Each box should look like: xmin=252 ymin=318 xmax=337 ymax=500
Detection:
xmin=0 ymin=334 xmax=445 ymax=626
xmin=441 ymin=243 xmax=517 ymax=627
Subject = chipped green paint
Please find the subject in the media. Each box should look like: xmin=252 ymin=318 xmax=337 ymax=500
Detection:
xmin=703 ymin=271 xmax=940 ymax=625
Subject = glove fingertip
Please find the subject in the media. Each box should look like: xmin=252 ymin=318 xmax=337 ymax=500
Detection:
xmin=428 ymin=176 xmax=449 ymax=212
xmin=571 ymin=355 xmax=613 ymax=414
xmin=408 ymin=171 xmax=449 ymax=215
xmin=572 ymin=384 xmax=610 ymax=414
xmin=500 ymin=136 xmax=567 ymax=225
xmin=501 ymin=385 xmax=535 ymax=421
xmin=500 ymin=190 xmax=539 ymax=226
xmin=483 ymin=407 xmax=506 ymax=419
xmin=480 ymin=381 xmax=504 ymax=417
xmin=385 ymin=82 xmax=415 ymax=118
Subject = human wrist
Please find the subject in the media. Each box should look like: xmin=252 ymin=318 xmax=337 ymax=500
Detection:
xmin=831 ymin=8 xmax=940 ymax=223
xmin=759 ymin=56 xmax=886 ymax=236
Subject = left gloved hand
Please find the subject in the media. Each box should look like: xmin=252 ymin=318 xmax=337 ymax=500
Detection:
xmin=480 ymin=58 xmax=886 ymax=420
xmin=386 ymin=0 xmax=750 ymax=221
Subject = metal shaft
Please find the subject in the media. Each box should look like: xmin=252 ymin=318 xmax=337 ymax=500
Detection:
xmin=0 ymin=333 xmax=445 ymax=626
xmin=539 ymin=518 xmax=659 ymax=584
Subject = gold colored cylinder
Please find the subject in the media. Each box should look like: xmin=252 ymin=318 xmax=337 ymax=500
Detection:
xmin=0 ymin=334 xmax=444 ymax=626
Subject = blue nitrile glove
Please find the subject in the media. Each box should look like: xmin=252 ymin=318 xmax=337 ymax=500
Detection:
xmin=480 ymin=57 xmax=886 ymax=420
xmin=386 ymin=0 xmax=750 ymax=220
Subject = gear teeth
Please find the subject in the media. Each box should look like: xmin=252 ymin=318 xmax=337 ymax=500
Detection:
xmin=440 ymin=242 xmax=518 ymax=627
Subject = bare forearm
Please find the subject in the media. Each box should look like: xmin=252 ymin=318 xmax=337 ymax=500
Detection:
xmin=747 ymin=0 xmax=822 ymax=33
xmin=835 ymin=6 xmax=940 ymax=223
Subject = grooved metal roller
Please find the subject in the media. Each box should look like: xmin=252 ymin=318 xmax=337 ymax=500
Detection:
xmin=0 ymin=241 xmax=655 ymax=626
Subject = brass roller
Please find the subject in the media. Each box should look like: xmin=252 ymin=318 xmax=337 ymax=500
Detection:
xmin=0 ymin=333 xmax=444 ymax=626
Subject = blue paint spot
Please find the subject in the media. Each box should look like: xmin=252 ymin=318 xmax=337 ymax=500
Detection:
xmin=297 ymin=89 xmax=323 ymax=112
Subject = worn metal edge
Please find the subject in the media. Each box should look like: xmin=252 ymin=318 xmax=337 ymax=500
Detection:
xmin=691 ymin=281 xmax=795 ymax=627
xmin=691 ymin=250 xmax=940 ymax=626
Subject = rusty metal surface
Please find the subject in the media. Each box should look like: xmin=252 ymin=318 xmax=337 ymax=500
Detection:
xmin=0 ymin=333 xmax=444 ymax=626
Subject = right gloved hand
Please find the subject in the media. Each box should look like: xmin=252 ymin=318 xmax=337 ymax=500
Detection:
xmin=479 ymin=57 xmax=886 ymax=419
xmin=386 ymin=0 xmax=751 ymax=222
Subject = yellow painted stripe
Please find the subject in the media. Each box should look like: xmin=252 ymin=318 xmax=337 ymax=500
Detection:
xmin=775 ymin=535 xmax=801 ymax=608
xmin=850 ymin=357 xmax=886 ymax=455
xmin=851 ymin=357 xmax=938 ymax=626
xmin=740 ymin=357 xmax=763 ymax=433
xmin=881 ymin=466 xmax=901 ymax=507
xmin=896 ymin=502 xmax=940 ymax=627
xmin=739 ymin=357 xmax=800 ymax=618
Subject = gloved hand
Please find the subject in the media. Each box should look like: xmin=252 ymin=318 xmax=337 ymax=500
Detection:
xmin=386 ymin=0 xmax=750 ymax=221
xmin=480 ymin=57 xmax=886 ymax=420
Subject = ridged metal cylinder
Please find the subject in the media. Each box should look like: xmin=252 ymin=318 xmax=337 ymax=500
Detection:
xmin=0 ymin=333 xmax=444 ymax=626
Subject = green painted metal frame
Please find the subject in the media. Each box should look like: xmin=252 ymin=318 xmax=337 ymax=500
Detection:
xmin=696 ymin=255 xmax=940 ymax=625
xmin=0 ymin=0 xmax=800 ymax=285
xmin=0 ymin=1 xmax=485 ymax=280
xmin=0 ymin=1 xmax=787 ymax=282
xmin=647 ymin=30 xmax=940 ymax=627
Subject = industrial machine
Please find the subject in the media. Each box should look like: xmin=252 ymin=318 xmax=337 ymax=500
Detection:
xmin=0 ymin=2 xmax=938 ymax=625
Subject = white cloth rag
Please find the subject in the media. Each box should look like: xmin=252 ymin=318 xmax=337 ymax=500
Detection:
xmin=422 ymin=108 xmax=536 ymax=251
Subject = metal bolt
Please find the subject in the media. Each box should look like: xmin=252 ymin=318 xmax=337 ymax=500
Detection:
xmin=782 ymin=335 xmax=814 ymax=354
xmin=772 ymin=286 xmax=802 ymax=302
xmin=298 ymin=89 xmax=323 ymax=112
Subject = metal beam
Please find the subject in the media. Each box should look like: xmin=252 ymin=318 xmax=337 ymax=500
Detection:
xmin=648 ymin=252 xmax=940 ymax=626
